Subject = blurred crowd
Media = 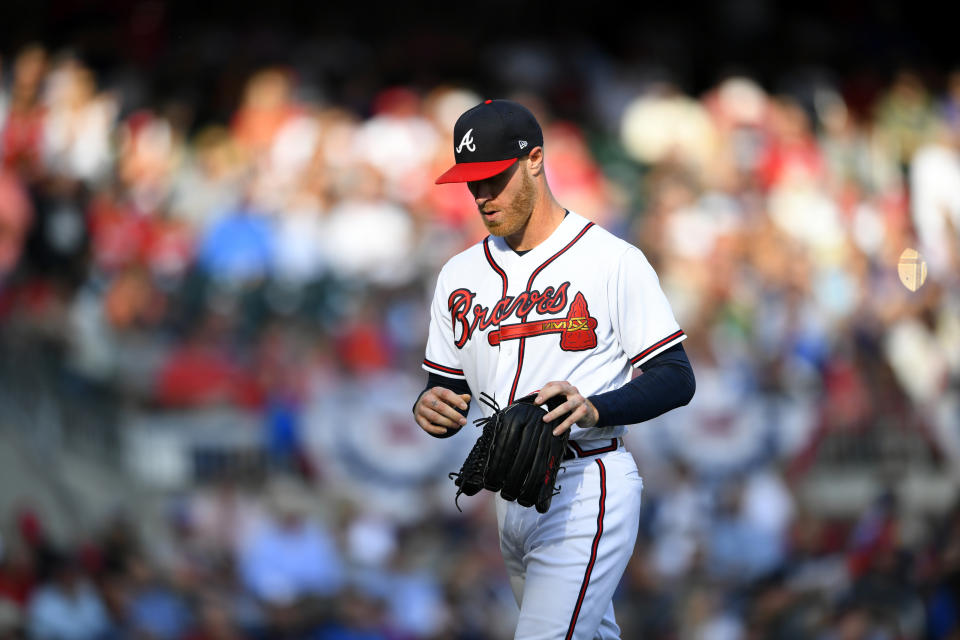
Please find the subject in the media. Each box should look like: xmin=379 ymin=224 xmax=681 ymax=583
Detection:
xmin=2 ymin=473 xmax=960 ymax=640
xmin=2 ymin=31 xmax=960 ymax=640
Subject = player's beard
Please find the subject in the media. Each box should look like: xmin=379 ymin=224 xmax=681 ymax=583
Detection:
xmin=482 ymin=168 xmax=536 ymax=238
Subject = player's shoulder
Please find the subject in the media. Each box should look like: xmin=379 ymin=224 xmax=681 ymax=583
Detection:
xmin=437 ymin=237 xmax=489 ymax=278
xmin=573 ymin=213 xmax=645 ymax=263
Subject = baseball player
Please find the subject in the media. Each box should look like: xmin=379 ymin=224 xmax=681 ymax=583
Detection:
xmin=414 ymin=99 xmax=695 ymax=639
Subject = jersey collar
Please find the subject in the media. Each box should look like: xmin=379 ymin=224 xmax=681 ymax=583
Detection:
xmin=487 ymin=210 xmax=585 ymax=263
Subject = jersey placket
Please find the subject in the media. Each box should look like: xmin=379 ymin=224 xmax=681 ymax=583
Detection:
xmin=483 ymin=237 xmax=521 ymax=403
xmin=506 ymin=222 xmax=595 ymax=403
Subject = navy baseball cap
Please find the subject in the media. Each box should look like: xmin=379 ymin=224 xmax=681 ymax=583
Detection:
xmin=435 ymin=99 xmax=544 ymax=184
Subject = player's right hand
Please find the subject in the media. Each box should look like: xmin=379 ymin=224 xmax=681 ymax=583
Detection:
xmin=414 ymin=387 xmax=471 ymax=437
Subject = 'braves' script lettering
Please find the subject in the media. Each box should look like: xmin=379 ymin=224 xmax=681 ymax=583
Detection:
xmin=448 ymin=282 xmax=570 ymax=349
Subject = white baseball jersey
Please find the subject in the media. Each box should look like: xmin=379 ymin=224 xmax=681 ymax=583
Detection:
xmin=423 ymin=210 xmax=686 ymax=436
xmin=423 ymin=211 xmax=687 ymax=639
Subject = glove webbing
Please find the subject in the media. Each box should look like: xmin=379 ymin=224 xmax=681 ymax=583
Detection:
xmin=447 ymin=392 xmax=566 ymax=512
xmin=448 ymin=393 xmax=500 ymax=511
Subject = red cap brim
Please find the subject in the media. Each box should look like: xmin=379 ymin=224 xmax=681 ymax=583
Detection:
xmin=435 ymin=158 xmax=518 ymax=184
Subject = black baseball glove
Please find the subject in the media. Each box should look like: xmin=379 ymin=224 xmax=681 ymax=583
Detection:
xmin=449 ymin=392 xmax=569 ymax=514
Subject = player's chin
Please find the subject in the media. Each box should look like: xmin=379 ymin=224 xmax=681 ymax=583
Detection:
xmin=485 ymin=223 xmax=520 ymax=240
xmin=480 ymin=211 xmax=510 ymax=230
xmin=481 ymin=218 xmax=502 ymax=233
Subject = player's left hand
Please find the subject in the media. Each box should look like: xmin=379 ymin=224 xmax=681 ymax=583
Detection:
xmin=534 ymin=381 xmax=599 ymax=435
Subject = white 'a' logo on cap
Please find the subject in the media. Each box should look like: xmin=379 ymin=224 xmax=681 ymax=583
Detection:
xmin=457 ymin=128 xmax=476 ymax=153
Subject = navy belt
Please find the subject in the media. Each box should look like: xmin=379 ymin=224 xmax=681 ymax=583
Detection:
xmin=563 ymin=438 xmax=620 ymax=461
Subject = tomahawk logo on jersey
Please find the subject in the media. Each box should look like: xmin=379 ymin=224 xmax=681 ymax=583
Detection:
xmin=423 ymin=211 xmax=686 ymax=440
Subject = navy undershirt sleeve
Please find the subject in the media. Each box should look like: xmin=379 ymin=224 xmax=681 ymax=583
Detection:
xmin=587 ymin=343 xmax=695 ymax=428
xmin=416 ymin=343 xmax=694 ymax=434
xmin=415 ymin=373 xmax=473 ymax=438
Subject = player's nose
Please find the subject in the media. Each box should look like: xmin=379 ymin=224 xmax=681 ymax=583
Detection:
xmin=474 ymin=190 xmax=498 ymax=211
xmin=470 ymin=180 xmax=494 ymax=203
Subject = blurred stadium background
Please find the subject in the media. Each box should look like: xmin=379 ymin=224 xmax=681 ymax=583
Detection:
xmin=1 ymin=1 xmax=959 ymax=638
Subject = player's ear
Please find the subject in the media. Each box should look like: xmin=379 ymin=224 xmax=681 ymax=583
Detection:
xmin=526 ymin=146 xmax=545 ymax=177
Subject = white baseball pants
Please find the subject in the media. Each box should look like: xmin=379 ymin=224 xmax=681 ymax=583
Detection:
xmin=496 ymin=445 xmax=643 ymax=640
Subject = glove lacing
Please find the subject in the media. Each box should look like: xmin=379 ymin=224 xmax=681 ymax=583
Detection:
xmin=448 ymin=393 xmax=500 ymax=511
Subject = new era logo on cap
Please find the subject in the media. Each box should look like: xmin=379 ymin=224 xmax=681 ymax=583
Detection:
xmin=436 ymin=99 xmax=544 ymax=184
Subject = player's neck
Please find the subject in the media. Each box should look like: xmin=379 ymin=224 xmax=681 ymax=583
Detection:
xmin=504 ymin=194 xmax=566 ymax=252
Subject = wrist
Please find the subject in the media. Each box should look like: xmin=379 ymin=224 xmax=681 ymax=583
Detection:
xmin=586 ymin=395 xmax=605 ymax=428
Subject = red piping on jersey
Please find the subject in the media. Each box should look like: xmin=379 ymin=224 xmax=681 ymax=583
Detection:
xmin=629 ymin=329 xmax=685 ymax=366
xmin=483 ymin=237 xmax=509 ymax=298
xmin=423 ymin=359 xmax=464 ymax=376
xmin=509 ymin=338 xmax=526 ymax=404
xmin=508 ymin=222 xmax=594 ymax=402
xmin=526 ymin=222 xmax=595 ymax=291
xmin=565 ymin=458 xmax=606 ymax=640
